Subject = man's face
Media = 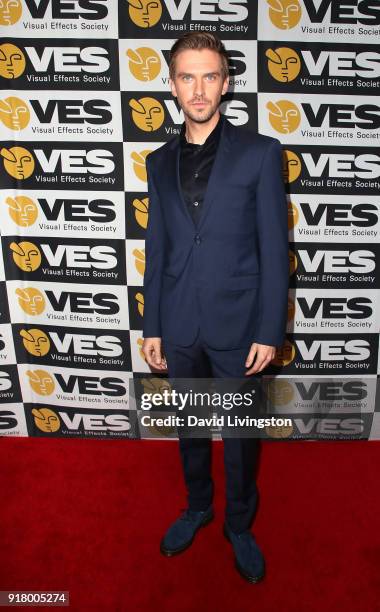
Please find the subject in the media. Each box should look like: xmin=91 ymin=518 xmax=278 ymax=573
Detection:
xmin=169 ymin=49 xmax=229 ymax=124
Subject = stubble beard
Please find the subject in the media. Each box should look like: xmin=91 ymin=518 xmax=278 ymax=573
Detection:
xmin=180 ymin=98 xmax=221 ymax=124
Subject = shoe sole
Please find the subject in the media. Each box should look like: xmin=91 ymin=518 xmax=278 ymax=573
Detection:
xmin=160 ymin=512 xmax=214 ymax=557
xmin=223 ymin=525 xmax=265 ymax=584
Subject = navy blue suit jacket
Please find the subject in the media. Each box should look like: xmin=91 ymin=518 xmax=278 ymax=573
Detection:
xmin=142 ymin=115 xmax=289 ymax=350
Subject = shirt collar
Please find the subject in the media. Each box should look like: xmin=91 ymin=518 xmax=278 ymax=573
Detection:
xmin=180 ymin=113 xmax=224 ymax=147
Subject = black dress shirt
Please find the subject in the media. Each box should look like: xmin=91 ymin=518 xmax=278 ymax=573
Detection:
xmin=179 ymin=113 xmax=223 ymax=226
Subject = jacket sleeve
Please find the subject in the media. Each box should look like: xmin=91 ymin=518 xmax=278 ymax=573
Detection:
xmin=142 ymin=154 xmax=165 ymax=338
xmin=253 ymin=138 xmax=289 ymax=347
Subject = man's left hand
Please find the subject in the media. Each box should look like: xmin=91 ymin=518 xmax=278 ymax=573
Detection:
xmin=245 ymin=342 xmax=276 ymax=375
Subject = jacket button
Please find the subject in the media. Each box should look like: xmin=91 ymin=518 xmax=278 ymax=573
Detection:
xmin=193 ymin=201 xmax=199 ymax=207
xmin=194 ymin=234 xmax=201 ymax=244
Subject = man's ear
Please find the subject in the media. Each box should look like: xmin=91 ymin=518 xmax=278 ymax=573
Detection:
xmin=169 ymin=78 xmax=177 ymax=98
xmin=221 ymin=76 xmax=229 ymax=96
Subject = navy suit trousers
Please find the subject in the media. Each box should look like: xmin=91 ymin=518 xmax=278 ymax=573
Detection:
xmin=163 ymin=328 xmax=260 ymax=534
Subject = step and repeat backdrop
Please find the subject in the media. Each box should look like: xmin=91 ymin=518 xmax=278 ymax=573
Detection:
xmin=0 ymin=1 xmax=379 ymax=440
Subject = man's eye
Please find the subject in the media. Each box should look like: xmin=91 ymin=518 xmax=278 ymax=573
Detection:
xmin=183 ymin=75 xmax=192 ymax=81
xmin=206 ymin=75 xmax=216 ymax=81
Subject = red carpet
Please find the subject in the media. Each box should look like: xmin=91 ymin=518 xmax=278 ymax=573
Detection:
xmin=1 ymin=438 xmax=379 ymax=611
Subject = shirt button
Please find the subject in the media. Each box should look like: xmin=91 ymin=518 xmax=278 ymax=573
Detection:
xmin=194 ymin=234 xmax=201 ymax=244
xmin=193 ymin=201 xmax=199 ymax=207
xmin=194 ymin=172 xmax=199 ymax=178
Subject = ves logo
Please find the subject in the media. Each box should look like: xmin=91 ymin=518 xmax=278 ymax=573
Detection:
xmin=20 ymin=328 xmax=50 ymax=357
xmin=0 ymin=96 xmax=30 ymax=129
xmin=0 ymin=0 xmax=22 ymax=25
xmin=126 ymin=47 xmax=161 ymax=81
xmin=131 ymin=150 xmax=151 ymax=181
xmin=267 ymin=0 xmax=302 ymax=29
xmin=266 ymin=100 xmax=301 ymax=133
xmin=282 ymin=150 xmax=302 ymax=182
xmin=32 ymin=407 xmax=60 ymax=432
xmin=266 ymin=47 xmax=301 ymax=82
xmin=128 ymin=0 xmax=163 ymax=27
xmin=0 ymin=43 xmax=26 ymax=78
xmin=1 ymin=146 xmax=34 ymax=179
xmin=133 ymin=249 xmax=145 ymax=275
xmin=16 ymin=287 xmax=45 ymax=315
xmin=272 ymin=340 xmax=296 ymax=366
xmin=10 ymin=241 xmax=41 ymax=271
xmin=129 ymin=97 xmax=165 ymax=131
xmin=132 ymin=197 xmax=149 ymax=228
xmin=26 ymin=370 xmax=55 ymax=395
xmin=6 ymin=196 xmax=38 ymax=226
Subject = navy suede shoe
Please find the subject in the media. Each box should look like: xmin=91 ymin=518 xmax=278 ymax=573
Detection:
xmin=223 ymin=523 xmax=265 ymax=583
xmin=160 ymin=506 xmax=214 ymax=556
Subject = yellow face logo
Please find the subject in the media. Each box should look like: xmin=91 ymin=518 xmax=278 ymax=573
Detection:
xmin=129 ymin=97 xmax=164 ymax=132
xmin=133 ymin=248 xmax=145 ymax=276
xmin=282 ymin=149 xmax=301 ymax=183
xmin=131 ymin=149 xmax=151 ymax=182
xmin=288 ymin=200 xmax=298 ymax=229
xmin=137 ymin=336 xmax=145 ymax=361
xmin=132 ymin=196 xmax=149 ymax=228
xmin=10 ymin=241 xmax=41 ymax=272
xmin=288 ymin=296 xmax=295 ymax=322
xmin=266 ymin=47 xmax=301 ymax=82
xmin=266 ymin=423 xmax=293 ymax=438
xmin=266 ymin=379 xmax=294 ymax=407
xmin=128 ymin=0 xmax=162 ymax=28
xmin=16 ymin=287 xmax=45 ymax=315
xmin=6 ymin=195 xmax=38 ymax=226
xmin=26 ymin=369 xmax=55 ymax=395
xmin=127 ymin=47 xmax=161 ymax=81
xmin=140 ymin=379 xmax=177 ymax=433
xmin=1 ymin=146 xmax=35 ymax=179
xmin=135 ymin=291 xmax=144 ymax=317
xmin=0 ymin=0 xmax=22 ymax=25
xmin=0 ymin=96 xmax=29 ymax=129
xmin=0 ymin=43 xmax=25 ymax=78
xmin=149 ymin=423 xmax=176 ymax=436
xmin=267 ymin=100 xmax=301 ymax=134
xmin=289 ymin=249 xmax=297 ymax=275
xmin=20 ymin=328 xmax=50 ymax=357
xmin=141 ymin=376 xmax=172 ymax=394
xmin=272 ymin=339 xmax=295 ymax=366
xmin=267 ymin=0 xmax=301 ymax=29
xmin=32 ymin=407 xmax=60 ymax=433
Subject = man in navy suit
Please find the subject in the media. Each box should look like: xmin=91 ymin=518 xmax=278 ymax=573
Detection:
xmin=142 ymin=32 xmax=289 ymax=584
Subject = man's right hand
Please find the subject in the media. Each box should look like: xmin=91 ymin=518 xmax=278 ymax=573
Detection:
xmin=142 ymin=337 xmax=167 ymax=370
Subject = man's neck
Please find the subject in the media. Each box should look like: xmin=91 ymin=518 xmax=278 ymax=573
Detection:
xmin=184 ymin=111 xmax=221 ymax=145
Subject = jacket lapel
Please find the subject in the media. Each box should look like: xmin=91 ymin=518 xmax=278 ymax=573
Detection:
xmin=197 ymin=116 xmax=234 ymax=231
xmin=168 ymin=115 xmax=236 ymax=229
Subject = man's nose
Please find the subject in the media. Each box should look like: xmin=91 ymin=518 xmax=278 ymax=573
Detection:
xmin=193 ymin=77 xmax=205 ymax=97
